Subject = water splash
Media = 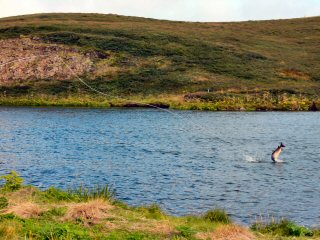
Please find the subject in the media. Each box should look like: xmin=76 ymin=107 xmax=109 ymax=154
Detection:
xmin=273 ymin=158 xmax=284 ymax=163
xmin=244 ymin=154 xmax=262 ymax=163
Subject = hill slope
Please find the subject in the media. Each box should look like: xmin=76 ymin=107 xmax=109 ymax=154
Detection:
xmin=0 ymin=13 xmax=319 ymax=110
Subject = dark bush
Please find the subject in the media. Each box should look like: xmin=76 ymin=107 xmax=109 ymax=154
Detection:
xmin=204 ymin=209 xmax=232 ymax=224
xmin=251 ymin=219 xmax=313 ymax=237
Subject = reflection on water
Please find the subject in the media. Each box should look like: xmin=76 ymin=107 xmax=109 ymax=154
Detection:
xmin=0 ymin=107 xmax=320 ymax=226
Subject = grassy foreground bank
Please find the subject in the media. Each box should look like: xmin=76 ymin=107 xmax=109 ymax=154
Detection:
xmin=0 ymin=171 xmax=319 ymax=240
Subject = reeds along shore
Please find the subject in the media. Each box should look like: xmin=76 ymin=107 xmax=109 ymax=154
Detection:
xmin=0 ymin=171 xmax=319 ymax=240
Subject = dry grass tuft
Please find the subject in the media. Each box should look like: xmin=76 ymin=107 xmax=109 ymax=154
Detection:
xmin=65 ymin=199 xmax=114 ymax=225
xmin=6 ymin=187 xmax=37 ymax=205
xmin=196 ymin=225 xmax=256 ymax=240
xmin=6 ymin=202 xmax=43 ymax=218
xmin=128 ymin=221 xmax=177 ymax=236
xmin=0 ymin=221 xmax=21 ymax=240
xmin=151 ymin=222 xmax=177 ymax=235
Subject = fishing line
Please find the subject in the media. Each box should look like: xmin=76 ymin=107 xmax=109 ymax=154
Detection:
xmin=0 ymin=53 xmax=224 ymax=197
xmin=0 ymin=54 xmax=186 ymax=119
xmin=1 ymin=53 xmax=218 ymax=152
xmin=3 ymin=55 xmax=271 ymax=226
xmin=58 ymin=54 xmax=218 ymax=154
xmin=61 ymin=54 xmax=215 ymax=208
xmin=57 ymin=55 xmax=181 ymax=117
xmin=1 ymin=54 xmax=237 ymax=213
xmin=0 ymin=48 xmax=287 ymax=223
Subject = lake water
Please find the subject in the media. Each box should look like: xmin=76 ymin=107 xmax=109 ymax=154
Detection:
xmin=0 ymin=107 xmax=319 ymax=226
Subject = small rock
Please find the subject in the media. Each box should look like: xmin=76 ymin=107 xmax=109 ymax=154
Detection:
xmin=309 ymin=101 xmax=318 ymax=111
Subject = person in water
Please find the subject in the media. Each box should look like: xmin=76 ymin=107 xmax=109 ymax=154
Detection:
xmin=271 ymin=142 xmax=285 ymax=162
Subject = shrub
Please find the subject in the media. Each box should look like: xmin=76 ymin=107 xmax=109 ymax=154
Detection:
xmin=251 ymin=219 xmax=313 ymax=237
xmin=203 ymin=209 xmax=231 ymax=224
xmin=137 ymin=204 xmax=166 ymax=220
xmin=72 ymin=184 xmax=116 ymax=201
xmin=0 ymin=213 xmax=16 ymax=221
xmin=0 ymin=197 xmax=8 ymax=210
xmin=113 ymin=200 xmax=130 ymax=210
xmin=0 ymin=171 xmax=24 ymax=192
xmin=44 ymin=184 xmax=115 ymax=202
xmin=175 ymin=226 xmax=197 ymax=238
xmin=42 ymin=207 xmax=67 ymax=218
xmin=44 ymin=187 xmax=75 ymax=202
xmin=146 ymin=204 xmax=166 ymax=220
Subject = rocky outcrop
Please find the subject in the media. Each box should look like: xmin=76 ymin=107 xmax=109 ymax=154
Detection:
xmin=121 ymin=102 xmax=170 ymax=108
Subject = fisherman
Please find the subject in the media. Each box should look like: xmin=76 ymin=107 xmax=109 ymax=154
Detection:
xmin=271 ymin=142 xmax=285 ymax=162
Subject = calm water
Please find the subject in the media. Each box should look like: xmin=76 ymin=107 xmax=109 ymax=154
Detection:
xmin=0 ymin=107 xmax=319 ymax=226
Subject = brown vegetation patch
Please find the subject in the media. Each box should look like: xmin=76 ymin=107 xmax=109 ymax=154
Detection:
xmin=128 ymin=221 xmax=177 ymax=236
xmin=188 ymin=70 xmax=223 ymax=83
xmin=196 ymin=225 xmax=256 ymax=240
xmin=6 ymin=202 xmax=43 ymax=218
xmin=192 ymin=75 xmax=212 ymax=82
xmin=6 ymin=187 xmax=37 ymax=204
xmin=0 ymin=37 xmax=93 ymax=84
xmin=280 ymin=69 xmax=311 ymax=81
xmin=65 ymin=199 xmax=114 ymax=225
xmin=0 ymin=221 xmax=21 ymax=239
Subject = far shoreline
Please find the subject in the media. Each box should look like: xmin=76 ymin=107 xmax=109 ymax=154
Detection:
xmin=0 ymin=96 xmax=319 ymax=112
xmin=0 ymin=105 xmax=319 ymax=113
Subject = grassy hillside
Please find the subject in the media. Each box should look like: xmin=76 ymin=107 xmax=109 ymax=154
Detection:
xmin=0 ymin=13 xmax=320 ymax=110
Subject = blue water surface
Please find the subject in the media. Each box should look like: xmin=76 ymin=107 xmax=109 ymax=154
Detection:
xmin=0 ymin=107 xmax=319 ymax=226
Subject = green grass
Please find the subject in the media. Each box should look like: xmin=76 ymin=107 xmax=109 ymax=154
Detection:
xmin=0 ymin=93 xmax=318 ymax=111
xmin=0 ymin=171 xmax=24 ymax=192
xmin=43 ymin=184 xmax=115 ymax=203
xmin=0 ymin=197 xmax=8 ymax=210
xmin=0 ymin=171 xmax=319 ymax=239
xmin=252 ymin=219 xmax=316 ymax=237
xmin=0 ymin=13 xmax=320 ymax=110
xmin=203 ymin=209 xmax=231 ymax=224
xmin=22 ymin=220 xmax=92 ymax=240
